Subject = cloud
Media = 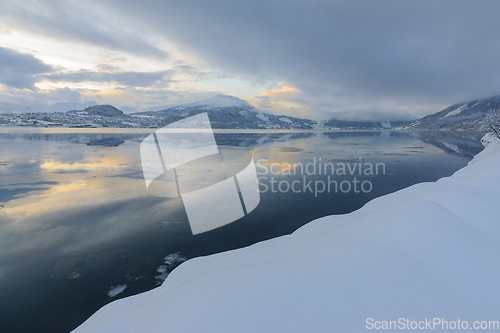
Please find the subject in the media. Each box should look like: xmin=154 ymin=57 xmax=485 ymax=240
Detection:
xmin=0 ymin=83 xmax=211 ymax=114
xmin=101 ymin=0 xmax=500 ymax=117
xmin=0 ymin=0 xmax=168 ymax=60
xmin=0 ymin=64 xmax=214 ymax=113
xmin=48 ymin=87 xmax=83 ymax=103
xmin=3 ymin=1 xmax=500 ymax=119
xmin=0 ymin=85 xmax=89 ymax=113
xmin=250 ymin=83 xmax=310 ymax=118
xmin=0 ymin=47 xmax=53 ymax=90
xmin=42 ymin=69 xmax=173 ymax=88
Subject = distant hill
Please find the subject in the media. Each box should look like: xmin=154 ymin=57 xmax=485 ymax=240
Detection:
xmin=132 ymin=95 xmax=254 ymax=118
xmin=404 ymin=95 xmax=500 ymax=130
xmin=67 ymin=105 xmax=125 ymax=118
xmin=5 ymin=94 xmax=497 ymax=130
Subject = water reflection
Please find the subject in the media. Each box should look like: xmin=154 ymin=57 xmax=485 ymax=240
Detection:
xmin=0 ymin=129 xmax=485 ymax=333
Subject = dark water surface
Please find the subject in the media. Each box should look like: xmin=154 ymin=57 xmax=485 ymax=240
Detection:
xmin=0 ymin=129 xmax=485 ymax=332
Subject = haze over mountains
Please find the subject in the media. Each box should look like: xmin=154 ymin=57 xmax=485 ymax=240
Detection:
xmin=0 ymin=94 xmax=498 ymax=130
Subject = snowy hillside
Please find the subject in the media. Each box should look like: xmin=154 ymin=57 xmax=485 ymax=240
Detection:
xmin=74 ymin=136 xmax=500 ymax=333
xmin=131 ymin=95 xmax=317 ymax=129
xmin=67 ymin=105 xmax=124 ymax=118
xmin=133 ymin=94 xmax=255 ymax=116
xmin=406 ymin=94 xmax=500 ymax=130
xmin=0 ymin=97 xmax=316 ymax=129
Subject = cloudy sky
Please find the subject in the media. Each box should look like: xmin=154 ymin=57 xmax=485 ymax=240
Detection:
xmin=1 ymin=0 xmax=500 ymax=121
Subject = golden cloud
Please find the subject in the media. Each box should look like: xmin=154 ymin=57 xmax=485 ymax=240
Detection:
xmin=248 ymin=83 xmax=309 ymax=117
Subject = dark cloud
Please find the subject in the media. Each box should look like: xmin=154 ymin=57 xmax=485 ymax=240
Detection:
xmin=102 ymin=0 xmax=500 ymax=117
xmin=3 ymin=1 xmax=500 ymax=118
xmin=0 ymin=47 xmax=53 ymax=90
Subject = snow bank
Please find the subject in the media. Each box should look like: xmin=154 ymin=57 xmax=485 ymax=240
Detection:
xmin=74 ymin=137 xmax=500 ymax=333
xmin=480 ymin=132 xmax=499 ymax=147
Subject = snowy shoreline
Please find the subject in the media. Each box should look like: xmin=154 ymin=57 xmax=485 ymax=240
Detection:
xmin=74 ymin=135 xmax=500 ymax=333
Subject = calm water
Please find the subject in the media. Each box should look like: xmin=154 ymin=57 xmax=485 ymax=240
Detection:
xmin=0 ymin=129 xmax=484 ymax=332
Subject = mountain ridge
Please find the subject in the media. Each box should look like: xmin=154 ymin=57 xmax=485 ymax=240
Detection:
xmin=403 ymin=94 xmax=500 ymax=130
xmin=2 ymin=93 xmax=498 ymax=130
xmin=130 ymin=94 xmax=316 ymax=129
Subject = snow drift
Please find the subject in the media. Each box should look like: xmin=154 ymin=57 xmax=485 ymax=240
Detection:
xmin=74 ymin=136 xmax=500 ymax=333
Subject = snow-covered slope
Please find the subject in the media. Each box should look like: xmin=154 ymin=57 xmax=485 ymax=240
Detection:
xmin=131 ymin=95 xmax=317 ymax=129
xmin=407 ymin=94 xmax=500 ymax=130
xmin=67 ymin=105 xmax=124 ymax=118
xmin=74 ymin=136 xmax=500 ymax=333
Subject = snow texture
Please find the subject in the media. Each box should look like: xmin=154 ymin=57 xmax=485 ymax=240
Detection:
xmin=278 ymin=117 xmax=293 ymax=124
xmin=443 ymin=104 xmax=468 ymax=118
xmin=75 ymin=135 xmax=500 ymax=332
xmin=256 ymin=113 xmax=269 ymax=121
xmin=481 ymin=133 xmax=498 ymax=147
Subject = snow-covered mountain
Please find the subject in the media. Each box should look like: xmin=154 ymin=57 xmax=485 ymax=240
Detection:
xmin=5 ymin=94 xmax=499 ymax=130
xmin=405 ymin=94 xmax=500 ymax=130
xmin=176 ymin=95 xmax=252 ymax=109
xmin=132 ymin=95 xmax=317 ymax=129
xmin=133 ymin=95 xmax=256 ymax=117
xmin=0 ymin=98 xmax=315 ymax=129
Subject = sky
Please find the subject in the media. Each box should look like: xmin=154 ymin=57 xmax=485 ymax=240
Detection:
xmin=1 ymin=0 xmax=500 ymax=121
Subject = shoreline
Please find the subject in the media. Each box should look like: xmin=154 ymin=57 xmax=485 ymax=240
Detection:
xmin=0 ymin=126 xmax=488 ymax=135
xmin=73 ymin=135 xmax=500 ymax=333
